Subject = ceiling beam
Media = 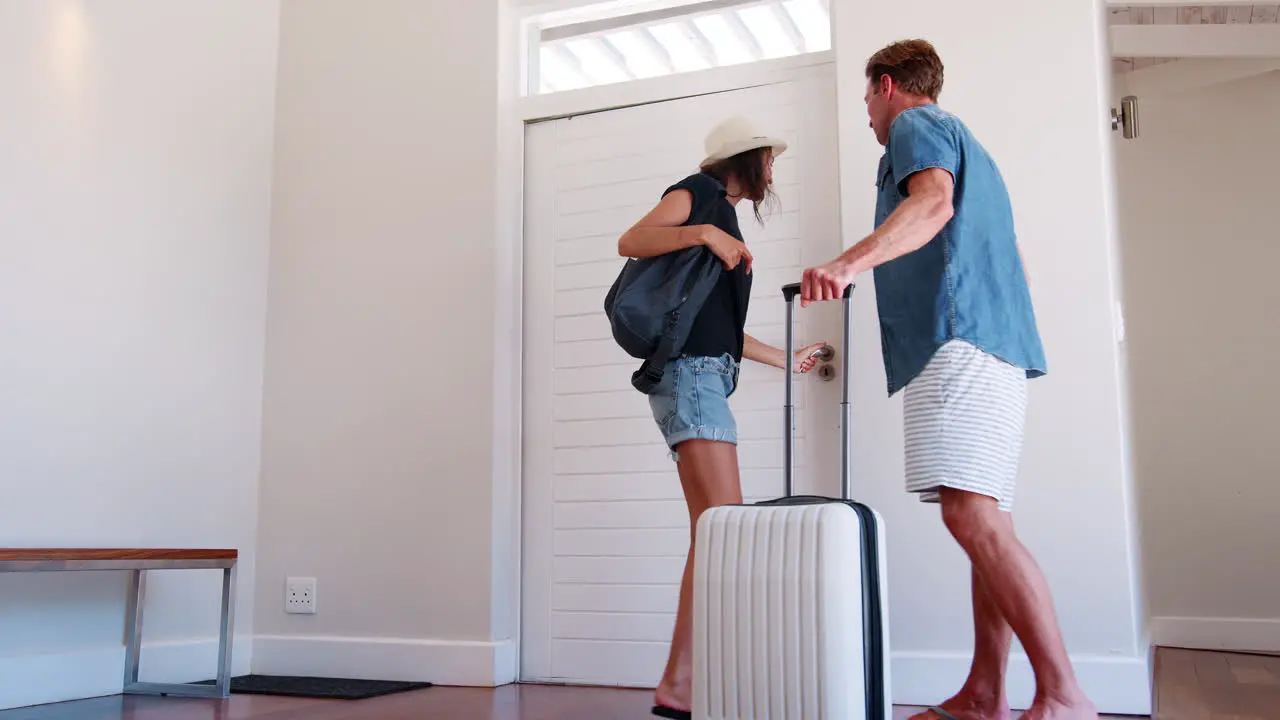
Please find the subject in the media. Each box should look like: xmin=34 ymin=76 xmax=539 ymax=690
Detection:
xmin=723 ymin=11 xmax=766 ymax=61
xmin=682 ymin=19 xmax=721 ymax=67
xmin=1110 ymin=24 xmax=1280 ymax=57
xmin=773 ymin=3 xmax=810 ymax=54
xmin=637 ymin=26 xmax=677 ymax=74
xmin=597 ymin=37 xmax=638 ymax=79
xmin=541 ymin=0 xmax=758 ymax=42
xmin=1121 ymin=58 xmax=1280 ymax=96
xmin=546 ymin=45 xmax=593 ymax=89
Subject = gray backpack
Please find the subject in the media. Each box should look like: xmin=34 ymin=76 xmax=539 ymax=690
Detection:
xmin=603 ymin=201 xmax=722 ymax=394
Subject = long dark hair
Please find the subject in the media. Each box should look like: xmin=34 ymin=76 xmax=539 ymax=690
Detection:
xmin=702 ymin=147 xmax=776 ymax=224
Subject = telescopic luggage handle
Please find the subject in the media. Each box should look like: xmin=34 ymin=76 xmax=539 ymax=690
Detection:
xmin=780 ymin=282 xmax=855 ymax=501
xmin=781 ymin=283 xmax=853 ymax=303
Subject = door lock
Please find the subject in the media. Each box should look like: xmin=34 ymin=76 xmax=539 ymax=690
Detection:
xmin=816 ymin=364 xmax=837 ymax=382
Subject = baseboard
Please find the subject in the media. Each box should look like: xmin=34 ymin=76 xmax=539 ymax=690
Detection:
xmin=1152 ymin=616 xmax=1280 ymax=654
xmin=0 ymin=641 xmax=1150 ymax=712
xmin=252 ymin=635 xmax=515 ymax=686
xmin=893 ymin=651 xmax=1152 ymax=716
xmin=0 ymin=636 xmax=254 ymax=711
xmin=493 ymin=637 xmax=519 ymax=685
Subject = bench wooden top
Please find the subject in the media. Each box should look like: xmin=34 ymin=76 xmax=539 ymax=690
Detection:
xmin=0 ymin=548 xmax=237 ymax=572
xmin=0 ymin=548 xmax=237 ymax=562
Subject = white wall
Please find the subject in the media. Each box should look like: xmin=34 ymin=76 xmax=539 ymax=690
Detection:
xmin=1113 ymin=65 xmax=1280 ymax=653
xmin=0 ymin=0 xmax=279 ymax=710
xmin=833 ymin=0 xmax=1150 ymax=714
xmin=253 ymin=0 xmax=515 ymax=684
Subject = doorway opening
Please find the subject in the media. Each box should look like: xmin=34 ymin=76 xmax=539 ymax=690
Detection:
xmin=1106 ymin=2 xmax=1280 ymax=661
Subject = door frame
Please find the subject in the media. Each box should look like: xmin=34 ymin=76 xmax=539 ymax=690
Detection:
xmin=491 ymin=3 xmax=840 ymax=682
xmin=515 ymin=64 xmax=845 ymax=684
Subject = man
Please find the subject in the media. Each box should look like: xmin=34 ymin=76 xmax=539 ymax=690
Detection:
xmin=800 ymin=40 xmax=1097 ymax=720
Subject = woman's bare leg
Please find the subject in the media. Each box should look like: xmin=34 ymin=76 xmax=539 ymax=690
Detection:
xmin=653 ymin=439 xmax=744 ymax=712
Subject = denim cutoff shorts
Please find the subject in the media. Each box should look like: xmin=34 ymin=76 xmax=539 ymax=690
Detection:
xmin=648 ymin=353 xmax=740 ymax=461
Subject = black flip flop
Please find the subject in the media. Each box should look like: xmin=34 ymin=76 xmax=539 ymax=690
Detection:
xmin=651 ymin=704 xmax=692 ymax=720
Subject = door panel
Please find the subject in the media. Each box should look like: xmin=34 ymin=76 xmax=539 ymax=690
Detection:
xmin=522 ymin=64 xmax=844 ymax=686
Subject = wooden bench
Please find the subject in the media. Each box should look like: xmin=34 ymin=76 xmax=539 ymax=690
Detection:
xmin=0 ymin=548 xmax=238 ymax=699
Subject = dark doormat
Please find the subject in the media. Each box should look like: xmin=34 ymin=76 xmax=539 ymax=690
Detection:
xmin=194 ymin=674 xmax=432 ymax=700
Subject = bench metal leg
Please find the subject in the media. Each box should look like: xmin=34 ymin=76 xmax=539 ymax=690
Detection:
xmin=215 ymin=565 xmax=237 ymax=696
xmin=122 ymin=565 xmax=238 ymax=700
xmin=123 ymin=570 xmax=146 ymax=687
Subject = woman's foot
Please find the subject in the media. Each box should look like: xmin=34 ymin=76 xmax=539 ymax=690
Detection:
xmin=650 ymin=703 xmax=691 ymax=720
xmin=653 ymin=680 xmax=691 ymax=716
xmin=908 ymin=688 xmax=1012 ymax=720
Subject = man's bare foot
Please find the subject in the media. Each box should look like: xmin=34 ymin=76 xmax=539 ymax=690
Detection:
xmin=908 ymin=689 xmax=1012 ymax=720
xmin=1021 ymin=692 xmax=1099 ymax=720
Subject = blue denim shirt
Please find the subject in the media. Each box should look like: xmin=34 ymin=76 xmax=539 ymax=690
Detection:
xmin=873 ymin=104 xmax=1046 ymax=396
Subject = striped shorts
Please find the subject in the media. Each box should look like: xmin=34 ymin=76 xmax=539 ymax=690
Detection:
xmin=903 ymin=339 xmax=1028 ymax=513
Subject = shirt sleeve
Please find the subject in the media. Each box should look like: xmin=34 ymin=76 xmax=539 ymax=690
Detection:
xmin=663 ymin=173 xmax=720 ymax=225
xmin=889 ymin=108 xmax=959 ymax=195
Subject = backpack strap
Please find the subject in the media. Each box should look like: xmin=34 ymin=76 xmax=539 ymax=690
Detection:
xmin=631 ymin=311 xmax=681 ymax=393
xmin=629 ymin=180 xmax=724 ymax=394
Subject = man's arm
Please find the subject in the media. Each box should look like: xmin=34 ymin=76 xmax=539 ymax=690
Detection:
xmin=839 ymin=167 xmax=954 ymax=275
xmin=800 ymin=168 xmax=954 ymax=304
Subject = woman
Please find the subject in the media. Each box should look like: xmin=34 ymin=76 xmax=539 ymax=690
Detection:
xmin=617 ymin=116 xmax=827 ymax=720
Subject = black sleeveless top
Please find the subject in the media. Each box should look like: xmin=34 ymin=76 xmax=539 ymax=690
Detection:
xmin=662 ymin=172 xmax=752 ymax=362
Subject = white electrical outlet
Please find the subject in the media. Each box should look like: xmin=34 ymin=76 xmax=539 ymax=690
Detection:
xmin=285 ymin=577 xmax=317 ymax=614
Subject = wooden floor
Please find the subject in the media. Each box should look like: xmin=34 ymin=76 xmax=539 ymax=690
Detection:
xmin=2 ymin=648 xmax=1276 ymax=720
xmin=1153 ymin=647 xmax=1280 ymax=719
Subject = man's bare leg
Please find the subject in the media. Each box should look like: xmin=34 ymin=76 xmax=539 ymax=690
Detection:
xmin=910 ymin=562 xmax=1013 ymax=720
xmin=938 ymin=488 xmax=1097 ymax=720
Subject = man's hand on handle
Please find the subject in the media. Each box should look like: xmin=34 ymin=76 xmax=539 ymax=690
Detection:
xmin=800 ymin=259 xmax=857 ymax=307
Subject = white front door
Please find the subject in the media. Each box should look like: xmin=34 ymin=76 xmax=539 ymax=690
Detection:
xmin=521 ymin=64 xmax=845 ymax=686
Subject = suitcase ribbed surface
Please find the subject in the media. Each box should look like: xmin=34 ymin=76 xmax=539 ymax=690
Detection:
xmin=692 ymin=503 xmax=868 ymax=720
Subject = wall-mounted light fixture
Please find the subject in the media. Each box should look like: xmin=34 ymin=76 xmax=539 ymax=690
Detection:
xmin=1111 ymin=95 xmax=1139 ymax=139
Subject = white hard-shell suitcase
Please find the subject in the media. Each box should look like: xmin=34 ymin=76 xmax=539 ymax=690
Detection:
xmin=692 ymin=282 xmax=892 ymax=720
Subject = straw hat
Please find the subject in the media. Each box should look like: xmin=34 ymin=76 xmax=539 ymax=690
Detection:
xmin=699 ymin=115 xmax=788 ymax=169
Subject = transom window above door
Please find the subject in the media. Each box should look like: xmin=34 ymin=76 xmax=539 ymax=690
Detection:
xmin=530 ymin=0 xmax=832 ymax=95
